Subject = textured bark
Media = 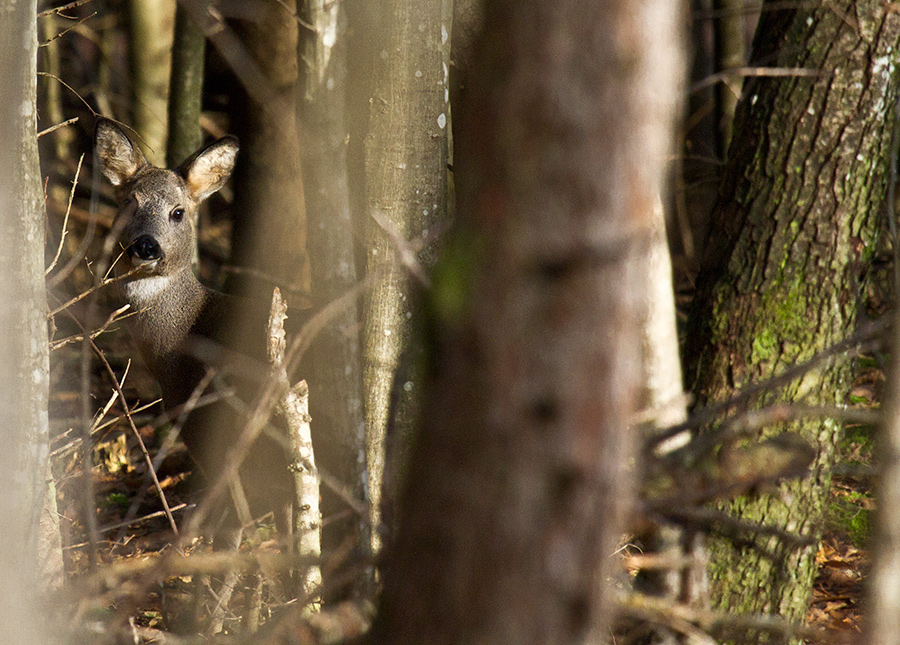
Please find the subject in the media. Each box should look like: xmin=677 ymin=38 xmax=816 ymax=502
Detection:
xmin=297 ymin=0 xmax=371 ymax=586
xmin=687 ymin=1 xmax=900 ymax=622
xmin=129 ymin=0 xmax=175 ymax=166
xmin=0 ymin=1 xmax=51 ymax=642
xmin=361 ymin=0 xmax=450 ymax=546
xmin=166 ymin=2 xmax=206 ymax=168
xmin=372 ymin=0 xmax=681 ymax=642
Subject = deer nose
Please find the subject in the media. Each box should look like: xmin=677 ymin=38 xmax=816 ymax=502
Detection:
xmin=129 ymin=235 xmax=162 ymax=261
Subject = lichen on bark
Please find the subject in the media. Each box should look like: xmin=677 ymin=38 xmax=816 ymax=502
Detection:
xmin=687 ymin=1 xmax=900 ymax=623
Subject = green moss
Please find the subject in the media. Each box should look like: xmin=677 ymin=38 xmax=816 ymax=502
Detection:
xmin=827 ymin=494 xmax=873 ymax=547
xmin=103 ymin=492 xmax=128 ymax=509
xmin=429 ymin=229 xmax=486 ymax=325
xmin=752 ymin=329 xmax=779 ymax=363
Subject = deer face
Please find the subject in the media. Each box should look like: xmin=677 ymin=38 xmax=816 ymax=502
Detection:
xmin=94 ymin=119 xmax=239 ymax=277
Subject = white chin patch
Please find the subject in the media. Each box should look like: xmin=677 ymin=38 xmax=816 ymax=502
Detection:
xmin=125 ymin=274 xmax=173 ymax=303
xmin=130 ymin=256 xmax=160 ymax=270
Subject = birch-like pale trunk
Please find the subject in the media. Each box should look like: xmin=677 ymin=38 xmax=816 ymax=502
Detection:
xmin=0 ymin=1 xmax=51 ymax=642
xmin=297 ymin=0 xmax=371 ymax=583
xmin=361 ymin=0 xmax=451 ymax=548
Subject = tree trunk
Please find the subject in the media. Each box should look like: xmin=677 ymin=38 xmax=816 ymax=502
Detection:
xmin=0 ymin=1 xmax=51 ymax=642
xmin=372 ymin=0 xmax=682 ymax=641
xmin=868 ymin=307 xmax=900 ymax=644
xmin=712 ymin=0 xmax=746 ymax=151
xmin=224 ymin=0 xmax=310 ymax=298
xmin=166 ymin=2 xmax=206 ymax=168
xmin=687 ymin=1 xmax=900 ymax=622
xmin=297 ymin=0 xmax=371 ymax=588
xmin=361 ymin=0 xmax=451 ymax=547
xmin=129 ymin=0 xmax=175 ymax=166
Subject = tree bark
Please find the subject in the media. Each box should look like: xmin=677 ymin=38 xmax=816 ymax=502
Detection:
xmin=166 ymin=2 xmax=206 ymax=168
xmin=372 ymin=0 xmax=682 ymax=641
xmin=297 ymin=0 xmax=371 ymax=588
xmin=0 ymin=1 xmax=51 ymax=642
xmin=687 ymin=1 xmax=900 ymax=622
xmin=361 ymin=0 xmax=451 ymax=547
xmin=223 ymin=0 xmax=310 ymax=298
xmin=129 ymin=0 xmax=175 ymax=166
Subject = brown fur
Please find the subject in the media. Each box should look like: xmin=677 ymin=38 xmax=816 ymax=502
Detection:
xmin=95 ymin=119 xmax=293 ymax=535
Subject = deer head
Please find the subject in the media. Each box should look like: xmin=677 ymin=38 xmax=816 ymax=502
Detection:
xmin=94 ymin=118 xmax=239 ymax=278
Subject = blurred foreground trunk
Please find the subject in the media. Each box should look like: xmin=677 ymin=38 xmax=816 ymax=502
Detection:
xmin=0 ymin=1 xmax=52 ymax=642
xmin=372 ymin=0 xmax=682 ymax=641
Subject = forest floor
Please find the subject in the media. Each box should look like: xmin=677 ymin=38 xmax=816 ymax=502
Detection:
xmin=47 ymin=331 xmax=877 ymax=641
xmin=45 ymin=185 xmax=878 ymax=641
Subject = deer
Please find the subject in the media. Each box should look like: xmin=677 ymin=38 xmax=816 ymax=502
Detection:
xmin=94 ymin=119 xmax=299 ymax=602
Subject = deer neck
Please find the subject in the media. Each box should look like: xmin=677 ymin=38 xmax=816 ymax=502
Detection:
xmin=124 ymin=267 xmax=209 ymax=373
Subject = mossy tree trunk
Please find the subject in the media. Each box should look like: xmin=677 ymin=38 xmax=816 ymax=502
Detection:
xmin=687 ymin=1 xmax=900 ymax=622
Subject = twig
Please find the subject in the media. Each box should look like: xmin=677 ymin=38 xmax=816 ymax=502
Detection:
xmin=48 ymin=264 xmax=140 ymax=318
xmin=38 ymin=0 xmax=96 ymax=18
xmin=63 ymin=309 xmax=180 ymax=535
xmin=268 ymin=287 xmax=322 ymax=605
xmin=91 ymin=337 xmax=180 ymax=535
xmin=690 ymin=67 xmax=827 ymax=93
xmin=36 ymin=71 xmax=98 ymax=116
xmin=185 ymin=275 xmax=374 ymax=540
xmin=648 ymin=505 xmax=817 ymax=549
xmin=49 ymin=304 xmax=132 ymax=351
xmin=692 ymin=1 xmax=819 ymax=20
xmin=272 ymin=0 xmax=316 ymax=31
xmin=49 ymin=397 xmax=160 ymax=460
xmin=670 ymin=402 xmax=881 ymax=464
xmin=65 ymin=550 xmax=315 ymax=595
xmin=38 ymin=116 xmax=79 ymax=138
xmin=115 ymin=370 xmax=220 ymax=544
xmin=46 ymin=153 xmax=84 ymax=275
xmin=648 ymin=318 xmax=890 ymax=450
xmin=45 ymin=206 xmax=98 ymax=290
xmin=39 ymin=12 xmax=96 ymax=46
xmin=219 ymin=264 xmax=310 ymax=300
xmin=99 ymin=504 xmax=190 ymax=534
xmin=618 ymin=591 xmax=852 ymax=644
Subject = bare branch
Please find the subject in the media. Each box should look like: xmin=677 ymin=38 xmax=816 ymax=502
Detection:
xmin=690 ymin=67 xmax=827 ymax=93
xmin=46 ymin=153 xmax=84 ymax=276
xmin=37 ymin=116 xmax=79 ymax=138
xmin=38 ymin=0 xmax=96 ymax=18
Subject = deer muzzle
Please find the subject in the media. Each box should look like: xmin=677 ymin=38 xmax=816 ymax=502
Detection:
xmin=128 ymin=234 xmax=163 ymax=262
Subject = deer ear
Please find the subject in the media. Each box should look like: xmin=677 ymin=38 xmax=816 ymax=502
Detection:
xmin=180 ymin=136 xmax=239 ymax=202
xmin=94 ymin=118 xmax=148 ymax=187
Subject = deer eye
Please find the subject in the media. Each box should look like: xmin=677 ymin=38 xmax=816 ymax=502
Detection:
xmin=170 ymin=207 xmax=185 ymax=223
